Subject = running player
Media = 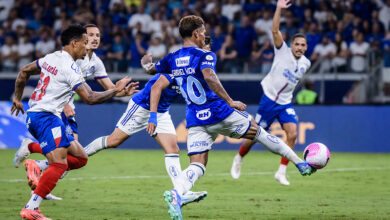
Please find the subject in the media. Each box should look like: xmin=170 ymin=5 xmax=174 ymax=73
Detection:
xmin=230 ymin=0 xmax=311 ymax=186
xmin=142 ymin=15 xmax=315 ymax=219
xmin=13 ymin=24 xmax=138 ymax=200
xmin=80 ymin=38 xmax=213 ymax=207
xmin=11 ymin=24 xmax=132 ymax=220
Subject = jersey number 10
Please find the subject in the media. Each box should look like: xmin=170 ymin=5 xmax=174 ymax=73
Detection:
xmin=176 ymin=75 xmax=206 ymax=105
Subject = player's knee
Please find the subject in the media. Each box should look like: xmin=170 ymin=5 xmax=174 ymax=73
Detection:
xmin=286 ymin=131 xmax=297 ymax=142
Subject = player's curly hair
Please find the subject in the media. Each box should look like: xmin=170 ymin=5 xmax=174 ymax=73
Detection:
xmin=178 ymin=15 xmax=205 ymax=39
xmin=61 ymin=24 xmax=86 ymax=46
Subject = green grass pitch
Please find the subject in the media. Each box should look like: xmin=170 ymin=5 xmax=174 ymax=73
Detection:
xmin=0 ymin=149 xmax=389 ymax=219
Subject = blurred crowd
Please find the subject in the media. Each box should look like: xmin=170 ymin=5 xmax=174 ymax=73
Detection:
xmin=0 ymin=0 xmax=390 ymax=74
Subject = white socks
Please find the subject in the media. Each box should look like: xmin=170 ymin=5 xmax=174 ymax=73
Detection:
xmin=25 ymin=193 xmax=43 ymax=210
xmin=165 ymin=154 xmax=182 ymax=190
xmin=35 ymin=160 xmax=49 ymax=171
xmin=255 ymin=127 xmax=303 ymax=164
xmin=84 ymin=136 xmax=108 ymax=156
xmin=175 ymin=162 xmax=206 ymax=195
xmin=277 ymin=164 xmax=288 ymax=174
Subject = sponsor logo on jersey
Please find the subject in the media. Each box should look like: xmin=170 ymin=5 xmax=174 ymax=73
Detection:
xmin=175 ymin=56 xmax=190 ymax=67
xmin=205 ymin=55 xmax=213 ymax=61
xmin=196 ymin=108 xmax=211 ymax=120
xmin=283 ymin=69 xmax=298 ymax=84
xmin=40 ymin=141 xmax=48 ymax=148
xmin=201 ymin=61 xmax=214 ymax=66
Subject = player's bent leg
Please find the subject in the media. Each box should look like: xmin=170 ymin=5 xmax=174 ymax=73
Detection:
xmin=242 ymin=120 xmax=315 ymax=176
xmin=66 ymin=140 xmax=88 ymax=170
xmin=231 ymin=139 xmax=256 ymax=179
xmin=84 ymin=128 xmax=129 ymax=156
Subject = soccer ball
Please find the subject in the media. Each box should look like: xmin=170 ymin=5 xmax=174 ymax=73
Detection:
xmin=303 ymin=142 xmax=330 ymax=169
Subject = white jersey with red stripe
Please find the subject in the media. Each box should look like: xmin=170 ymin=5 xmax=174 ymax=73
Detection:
xmin=261 ymin=42 xmax=311 ymax=105
xmin=27 ymin=50 xmax=85 ymax=117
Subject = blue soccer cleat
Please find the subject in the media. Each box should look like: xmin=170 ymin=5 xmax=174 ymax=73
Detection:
xmin=181 ymin=191 xmax=207 ymax=207
xmin=296 ymin=162 xmax=316 ymax=176
xmin=163 ymin=189 xmax=183 ymax=220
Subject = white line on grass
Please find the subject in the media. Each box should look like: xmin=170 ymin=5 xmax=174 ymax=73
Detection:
xmin=1 ymin=167 xmax=389 ymax=183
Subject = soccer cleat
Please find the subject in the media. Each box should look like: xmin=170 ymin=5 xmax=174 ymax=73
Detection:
xmin=181 ymin=191 xmax=207 ymax=207
xmin=230 ymin=154 xmax=242 ymax=179
xmin=274 ymin=172 xmax=290 ymax=186
xmin=13 ymin=138 xmax=33 ymax=168
xmin=163 ymin=189 xmax=183 ymax=220
xmin=20 ymin=208 xmax=52 ymax=220
xmin=24 ymin=159 xmax=41 ymax=190
xmin=44 ymin=193 xmax=63 ymax=201
xmin=30 ymin=191 xmax=63 ymax=201
xmin=296 ymin=162 xmax=316 ymax=176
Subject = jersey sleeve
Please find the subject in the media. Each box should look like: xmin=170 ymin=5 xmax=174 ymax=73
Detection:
xmin=67 ymin=62 xmax=85 ymax=91
xmin=162 ymin=73 xmax=174 ymax=84
xmin=274 ymin=41 xmax=290 ymax=56
xmin=155 ymin=53 xmax=171 ymax=73
xmin=93 ymin=57 xmax=108 ymax=79
xmin=199 ymin=52 xmax=217 ymax=72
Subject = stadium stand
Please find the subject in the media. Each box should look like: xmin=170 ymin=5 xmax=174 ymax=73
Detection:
xmin=0 ymin=0 xmax=390 ymax=103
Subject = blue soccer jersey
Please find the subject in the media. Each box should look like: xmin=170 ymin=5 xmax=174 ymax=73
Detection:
xmin=132 ymin=73 xmax=180 ymax=113
xmin=155 ymin=46 xmax=233 ymax=128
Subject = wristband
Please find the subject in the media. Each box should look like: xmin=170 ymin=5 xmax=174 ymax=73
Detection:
xmin=149 ymin=112 xmax=157 ymax=125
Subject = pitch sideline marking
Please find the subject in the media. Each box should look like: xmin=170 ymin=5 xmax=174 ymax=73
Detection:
xmin=1 ymin=167 xmax=389 ymax=183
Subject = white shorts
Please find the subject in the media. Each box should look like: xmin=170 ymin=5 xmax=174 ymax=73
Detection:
xmin=116 ymin=99 xmax=176 ymax=136
xmin=187 ymin=110 xmax=251 ymax=155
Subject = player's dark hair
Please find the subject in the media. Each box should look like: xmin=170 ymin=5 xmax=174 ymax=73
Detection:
xmin=61 ymin=24 xmax=86 ymax=46
xmin=178 ymin=15 xmax=205 ymax=39
xmin=292 ymin=33 xmax=306 ymax=42
xmin=84 ymin=24 xmax=98 ymax=29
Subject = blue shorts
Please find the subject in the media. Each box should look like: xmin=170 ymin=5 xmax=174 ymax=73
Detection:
xmin=255 ymin=95 xmax=298 ymax=131
xmin=27 ymin=112 xmax=74 ymax=155
xmin=61 ymin=112 xmax=78 ymax=135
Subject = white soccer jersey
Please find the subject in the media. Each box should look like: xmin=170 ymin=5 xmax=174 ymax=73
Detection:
xmin=67 ymin=52 xmax=108 ymax=109
xmin=28 ymin=50 xmax=85 ymax=117
xmin=76 ymin=52 xmax=108 ymax=79
xmin=261 ymin=42 xmax=311 ymax=105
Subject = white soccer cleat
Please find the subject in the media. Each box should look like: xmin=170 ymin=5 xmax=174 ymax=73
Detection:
xmin=13 ymin=138 xmax=33 ymax=168
xmin=274 ymin=172 xmax=290 ymax=186
xmin=181 ymin=191 xmax=207 ymax=207
xmin=230 ymin=154 xmax=242 ymax=179
xmin=45 ymin=193 xmax=63 ymax=201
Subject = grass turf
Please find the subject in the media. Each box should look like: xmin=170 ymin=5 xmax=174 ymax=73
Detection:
xmin=0 ymin=149 xmax=389 ymax=220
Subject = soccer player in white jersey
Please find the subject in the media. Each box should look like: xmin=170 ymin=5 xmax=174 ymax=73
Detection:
xmin=11 ymin=24 xmax=132 ymax=220
xmin=230 ymin=0 xmax=311 ymax=186
xmin=142 ymin=15 xmax=315 ymax=219
xmin=14 ymin=24 xmax=138 ymax=200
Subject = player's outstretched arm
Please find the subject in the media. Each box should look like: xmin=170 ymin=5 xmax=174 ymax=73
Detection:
xmin=96 ymin=77 xmax=140 ymax=97
xmin=272 ymin=0 xmax=291 ymax=48
xmin=11 ymin=61 xmax=41 ymax=116
xmin=75 ymin=76 xmax=131 ymax=105
xmin=141 ymin=54 xmax=157 ymax=75
xmin=146 ymin=75 xmax=170 ymax=136
xmin=202 ymin=68 xmax=246 ymax=111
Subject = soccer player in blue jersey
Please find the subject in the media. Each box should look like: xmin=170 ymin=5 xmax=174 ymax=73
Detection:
xmin=231 ymin=0 xmax=311 ymax=186
xmin=81 ymin=39 xmax=213 ymax=208
xmin=142 ymin=15 xmax=315 ymax=220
